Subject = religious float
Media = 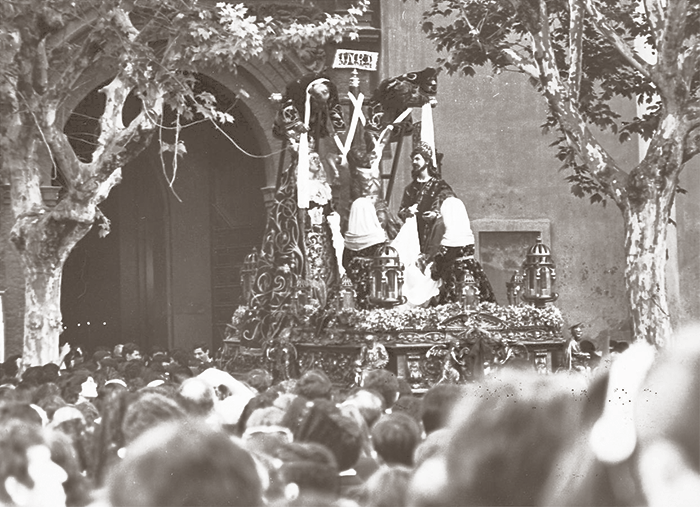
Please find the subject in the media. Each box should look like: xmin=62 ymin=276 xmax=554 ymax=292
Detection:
xmin=221 ymin=54 xmax=567 ymax=391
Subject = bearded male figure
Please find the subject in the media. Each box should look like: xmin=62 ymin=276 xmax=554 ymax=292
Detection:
xmin=398 ymin=143 xmax=455 ymax=253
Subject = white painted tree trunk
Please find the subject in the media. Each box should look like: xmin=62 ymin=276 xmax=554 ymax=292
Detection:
xmin=624 ymin=198 xmax=673 ymax=347
xmin=12 ymin=210 xmax=93 ymax=367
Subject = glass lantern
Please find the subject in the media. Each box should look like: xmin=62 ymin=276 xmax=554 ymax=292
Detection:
xmin=459 ymin=269 xmax=478 ymax=311
xmin=241 ymin=248 xmax=258 ymax=305
xmin=521 ymin=237 xmax=558 ymax=307
xmin=339 ymin=274 xmax=356 ymax=310
xmin=506 ymin=270 xmax=524 ymax=306
xmin=368 ymin=244 xmax=406 ymax=308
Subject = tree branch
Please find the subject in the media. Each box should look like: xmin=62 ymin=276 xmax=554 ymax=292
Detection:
xmin=683 ymin=126 xmax=700 ymax=162
xmin=502 ymin=48 xmax=540 ymax=79
xmin=583 ymin=0 xmax=653 ymax=82
xmin=656 ymin=0 xmax=688 ymax=76
xmin=643 ymin=0 xmax=665 ymax=48
xmin=529 ymin=1 xmax=629 ymax=208
xmin=567 ymin=0 xmax=584 ymax=102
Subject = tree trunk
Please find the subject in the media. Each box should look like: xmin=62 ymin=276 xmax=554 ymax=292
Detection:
xmin=12 ymin=212 xmax=92 ymax=367
xmin=623 ymin=198 xmax=673 ymax=347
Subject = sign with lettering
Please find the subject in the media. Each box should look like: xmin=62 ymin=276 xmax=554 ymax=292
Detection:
xmin=332 ymin=49 xmax=379 ymax=71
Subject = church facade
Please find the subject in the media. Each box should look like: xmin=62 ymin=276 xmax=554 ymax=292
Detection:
xmin=1 ymin=0 xmax=698 ymax=358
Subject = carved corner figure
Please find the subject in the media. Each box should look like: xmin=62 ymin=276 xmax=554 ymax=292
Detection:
xmin=265 ymin=328 xmax=298 ymax=381
xmin=427 ymin=339 xmax=468 ymax=384
xmin=354 ymin=334 xmax=389 ymax=386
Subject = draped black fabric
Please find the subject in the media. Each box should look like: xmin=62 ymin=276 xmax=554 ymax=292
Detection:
xmin=430 ymin=245 xmax=497 ymax=305
xmin=342 ymin=243 xmax=386 ymax=310
xmin=398 ymin=177 xmax=455 ymax=252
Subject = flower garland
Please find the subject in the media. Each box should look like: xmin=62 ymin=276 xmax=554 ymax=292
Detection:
xmin=230 ymin=301 xmax=564 ymax=336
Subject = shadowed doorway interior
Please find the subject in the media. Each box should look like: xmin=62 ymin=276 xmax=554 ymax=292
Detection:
xmin=61 ymin=75 xmax=267 ymax=354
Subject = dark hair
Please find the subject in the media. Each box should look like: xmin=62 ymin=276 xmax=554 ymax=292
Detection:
xmin=109 ymin=421 xmax=263 ymax=507
xmin=21 ymin=366 xmax=43 ymax=386
xmin=295 ymin=369 xmax=332 ymax=400
xmin=421 ymin=383 xmax=465 ymax=434
xmin=371 ymin=412 xmax=422 ymax=467
xmin=363 ymin=369 xmax=400 ymax=408
xmin=193 ymin=344 xmax=210 ymax=354
xmin=121 ymin=392 xmax=186 ymax=445
xmin=2 ymin=355 xmax=21 ymax=379
xmin=40 ymin=363 xmax=60 ymax=384
xmin=122 ymin=342 xmax=140 ymax=357
xmin=293 ymin=402 xmax=363 ymax=471
xmin=35 ymin=394 xmax=67 ymax=420
xmin=274 ymin=441 xmax=340 ymax=498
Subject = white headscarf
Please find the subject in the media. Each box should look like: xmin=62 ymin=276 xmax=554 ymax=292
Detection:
xmin=344 ymin=197 xmax=387 ymax=251
xmin=440 ymin=197 xmax=475 ymax=247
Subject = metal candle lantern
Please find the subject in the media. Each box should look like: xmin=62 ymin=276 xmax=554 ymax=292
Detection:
xmin=368 ymin=244 xmax=406 ymax=307
xmin=241 ymin=248 xmax=258 ymax=305
xmin=521 ymin=237 xmax=558 ymax=307
xmin=339 ymin=274 xmax=356 ymax=310
xmin=506 ymin=270 xmax=524 ymax=306
xmin=459 ymin=269 xmax=478 ymax=311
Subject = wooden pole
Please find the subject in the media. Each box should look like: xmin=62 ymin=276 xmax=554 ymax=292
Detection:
xmin=384 ymin=134 xmax=405 ymax=204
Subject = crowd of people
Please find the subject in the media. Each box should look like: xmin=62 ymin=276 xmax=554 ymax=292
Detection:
xmin=0 ymin=325 xmax=698 ymax=507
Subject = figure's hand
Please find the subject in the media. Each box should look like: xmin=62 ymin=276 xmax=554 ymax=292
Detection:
xmin=422 ymin=210 xmax=438 ymax=220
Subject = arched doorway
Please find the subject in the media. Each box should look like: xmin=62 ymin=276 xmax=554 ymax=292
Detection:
xmin=61 ymin=75 xmax=267 ymax=354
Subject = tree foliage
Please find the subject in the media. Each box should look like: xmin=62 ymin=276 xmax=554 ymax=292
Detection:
xmin=421 ymin=0 xmax=700 ymax=205
xmin=0 ymin=0 xmax=365 ymax=366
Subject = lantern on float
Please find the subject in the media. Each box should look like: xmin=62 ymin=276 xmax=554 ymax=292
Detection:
xmin=506 ymin=270 xmax=524 ymax=306
xmin=453 ymin=256 xmax=478 ymax=310
xmin=368 ymin=245 xmax=406 ymax=308
xmin=339 ymin=274 xmax=356 ymax=310
xmin=241 ymin=248 xmax=258 ymax=305
xmin=521 ymin=237 xmax=558 ymax=307
xmin=458 ymin=269 xmax=478 ymax=311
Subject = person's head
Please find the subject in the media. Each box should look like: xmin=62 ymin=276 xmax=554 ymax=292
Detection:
xmin=112 ymin=344 xmax=124 ymax=358
xmin=121 ymin=392 xmax=187 ymax=445
xmin=295 ymin=369 xmax=332 ymax=401
xmin=2 ymin=355 xmax=21 ymax=380
xmin=633 ymin=327 xmax=700 ymax=507
xmin=178 ymin=377 xmax=216 ymax=417
xmin=122 ymin=343 xmax=142 ymax=362
xmin=308 ymin=78 xmax=331 ymax=103
xmin=193 ymin=344 xmax=211 ymax=363
xmin=0 ymin=422 xmax=68 ymax=507
xmin=273 ymin=441 xmax=339 ymax=502
xmin=39 ymin=364 xmax=60 ymax=384
xmin=441 ymin=370 xmax=587 ymax=506
xmin=570 ymin=323 xmax=584 ymax=340
xmin=410 ymin=142 xmax=434 ymax=180
xmin=344 ymin=198 xmax=387 ymax=252
xmin=341 ymin=389 xmax=385 ymax=428
xmin=361 ymin=464 xmax=412 ymax=507
xmin=109 ymin=421 xmax=263 ymax=507
xmin=439 ymin=197 xmax=474 ymax=248
xmin=293 ymin=403 xmax=363 ymax=472
xmin=421 ymin=383 xmax=465 ymax=434
xmin=362 ymin=369 xmax=400 ymax=409
xmin=371 ymin=412 xmax=422 ymax=467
